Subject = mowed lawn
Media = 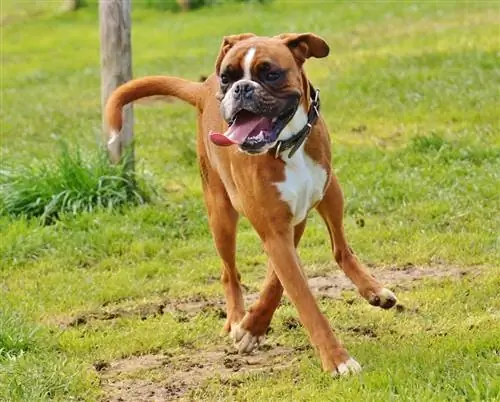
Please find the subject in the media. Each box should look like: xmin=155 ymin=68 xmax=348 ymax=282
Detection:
xmin=1 ymin=1 xmax=499 ymax=401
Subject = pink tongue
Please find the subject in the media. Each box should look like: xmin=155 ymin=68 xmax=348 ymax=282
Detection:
xmin=209 ymin=113 xmax=271 ymax=147
xmin=209 ymin=133 xmax=235 ymax=146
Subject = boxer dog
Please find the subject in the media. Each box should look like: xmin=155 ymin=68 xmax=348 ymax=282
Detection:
xmin=105 ymin=33 xmax=397 ymax=376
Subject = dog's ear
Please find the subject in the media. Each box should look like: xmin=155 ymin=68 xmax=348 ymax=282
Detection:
xmin=215 ymin=33 xmax=256 ymax=75
xmin=276 ymin=33 xmax=329 ymax=64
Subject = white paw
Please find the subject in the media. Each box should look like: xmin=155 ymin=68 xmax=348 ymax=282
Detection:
xmin=332 ymin=358 xmax=362 ymax=377
xmin=229 ymin=323 xmax=264 ymax=354
xmin=369 ymin=288 xmax=397 ymax=309
xmin=379 ymin=288 xmax=397 ymax=308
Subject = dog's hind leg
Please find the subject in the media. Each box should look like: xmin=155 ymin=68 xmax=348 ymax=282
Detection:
xmin=316 ymin=174 xmax=397 ymax=309
xmin=200 ymin=160 xmax=245 ymax=334
xmin=231 ymin=220 xmax=306 ymax=353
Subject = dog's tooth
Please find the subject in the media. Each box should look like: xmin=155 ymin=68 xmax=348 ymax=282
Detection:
xmin=272 ymin=117 xmax=278 ymax=123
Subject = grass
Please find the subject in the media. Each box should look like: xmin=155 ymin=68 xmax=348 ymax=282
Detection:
xmin=0 ymin=308 xmax=98 ymax=400
xmin=0 ymin=143 xmax=150 ymax=224
xmin=0 ymin=309 xmax=40 ymax=360
xmin=1 ymin=0 xmax=499 ymax=400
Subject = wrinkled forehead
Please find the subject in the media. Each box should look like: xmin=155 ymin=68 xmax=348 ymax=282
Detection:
xmin=220 ymin=37 xmax=297 ymax=74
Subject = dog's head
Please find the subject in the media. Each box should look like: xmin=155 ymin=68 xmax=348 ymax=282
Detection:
xmin=211 ymin=33 xmax=329 ymax=155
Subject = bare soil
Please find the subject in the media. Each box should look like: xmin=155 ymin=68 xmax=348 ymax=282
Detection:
xmin=308 ymin=264 xmax=471 ymax=299
xmin=65 ymin=294 xmax=228 ymax=328
xmin=99 ymin=344 xmax=297 ymax=401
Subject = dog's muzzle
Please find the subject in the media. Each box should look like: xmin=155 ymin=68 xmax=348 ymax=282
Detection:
xmin=210 ymin=97 xmax=299 ymax=152
xmin=211 ymin=81 xmax=300 ymax=152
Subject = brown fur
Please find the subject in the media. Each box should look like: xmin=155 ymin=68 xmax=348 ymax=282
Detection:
xmin=105 ymin=33 xmax=396 ymax=374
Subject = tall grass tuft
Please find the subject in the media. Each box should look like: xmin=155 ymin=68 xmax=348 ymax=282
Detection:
xmin=0 ymin=143 xmax=151 ymax=224
xmin=0 ymin=310 xmax=40 ymax=361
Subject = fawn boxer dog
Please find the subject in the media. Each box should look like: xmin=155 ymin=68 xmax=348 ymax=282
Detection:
xmin=105 ymin=33 xmax=397 ymax=376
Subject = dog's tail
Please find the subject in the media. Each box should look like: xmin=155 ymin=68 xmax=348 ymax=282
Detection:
xmin=105 ymin=76 xmax=205 ymax=160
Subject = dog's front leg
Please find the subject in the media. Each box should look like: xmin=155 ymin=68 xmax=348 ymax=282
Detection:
xmin=231 ymin=221 xmax=307 ymax=353
xmin=260 ymin=228 xmax=361 ymax=376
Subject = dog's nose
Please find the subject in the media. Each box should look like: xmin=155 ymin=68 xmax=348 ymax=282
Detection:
xmin=233 ymin=82 xmax=254 ymax=100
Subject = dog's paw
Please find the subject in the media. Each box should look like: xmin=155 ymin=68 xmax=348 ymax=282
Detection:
xmin=230 ymin=323 xmax=264 ymax=354
xmin=367 ymin=288 xmax=397 ymax=309
xmin=332 ymin=357 xmax=362 ymax=377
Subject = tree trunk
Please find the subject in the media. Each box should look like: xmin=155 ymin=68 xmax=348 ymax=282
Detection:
xmin=99 ymin=0 xmax=134 ymax=168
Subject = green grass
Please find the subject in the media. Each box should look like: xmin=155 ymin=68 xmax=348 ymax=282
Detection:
xmin=0 ymin=309 xmax=40 ymax=359
xmin=0 ymin=143 xmax=150 ymax=224
xmin=1 ymin=1 xmax=499 ymax=400
xmin=0 ymin=308 xmax=99 ymax=401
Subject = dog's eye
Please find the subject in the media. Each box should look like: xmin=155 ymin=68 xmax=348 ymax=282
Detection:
xmin=265 ymin=71 xmax=282 ymax=82
xmin=220 ymin=74 xmax=229 ymax=85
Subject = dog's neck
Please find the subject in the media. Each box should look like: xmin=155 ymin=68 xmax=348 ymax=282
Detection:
xmin=273 ymin=82 xmax=320 ymax=161
xmin=277 ymin=105 xmax=309 ymax=143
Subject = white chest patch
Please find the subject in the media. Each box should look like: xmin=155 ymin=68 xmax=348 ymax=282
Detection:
xmin=275 ymin=149 xmax=328 ymax=225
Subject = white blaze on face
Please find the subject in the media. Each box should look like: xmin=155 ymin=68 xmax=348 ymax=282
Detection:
xmin=221 ymin=47 xmax=258 ymax=121
xmin=242 ymin=47 xmax=256 ymax=80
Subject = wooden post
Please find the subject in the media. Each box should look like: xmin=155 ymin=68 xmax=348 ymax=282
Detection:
xmin=99 ymin=0 xmax=133 ymax=167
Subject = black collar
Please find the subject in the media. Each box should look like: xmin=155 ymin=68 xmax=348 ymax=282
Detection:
xmin=271 ymin=82 xmax=321 ymax=159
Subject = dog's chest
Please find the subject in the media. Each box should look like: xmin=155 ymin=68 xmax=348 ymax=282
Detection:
xmin=275 ymin=151 xmax=328 ymax=225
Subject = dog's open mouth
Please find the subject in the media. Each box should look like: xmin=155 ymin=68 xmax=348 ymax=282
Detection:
xmin=209 ymin=108 xmax=295 ymax=153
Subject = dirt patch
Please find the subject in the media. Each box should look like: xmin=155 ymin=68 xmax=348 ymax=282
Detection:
xmin=99 ymin=344 xmax=296 ymax=401
xmin=282 ymin=316 xmax=300 ymax=330
xmin=345 ymin=325 xmax=378 ymax=338
xmin=64 ymin=295 xmax=228 ymax=328
xmin=308 ymin=264 xmax=472 ymax=299
xmin=63 ymin=265 xmax=474 ymax=328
